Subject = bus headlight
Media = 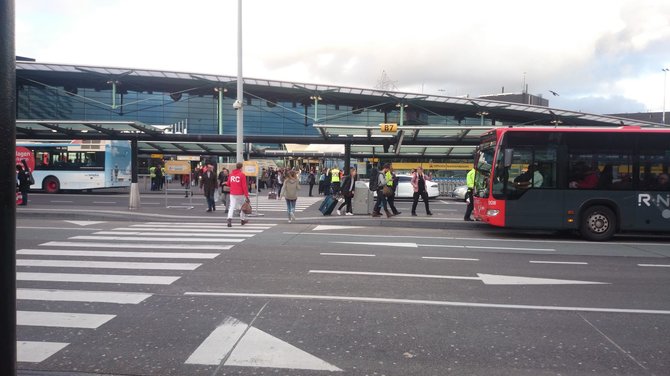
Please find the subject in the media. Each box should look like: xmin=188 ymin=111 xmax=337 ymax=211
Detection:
xmin=486 ymin=209 xmax=500 ymax=217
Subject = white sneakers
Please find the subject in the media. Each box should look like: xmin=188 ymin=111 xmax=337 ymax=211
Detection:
xmin=336 ymin=209 xmax=353 ymax=216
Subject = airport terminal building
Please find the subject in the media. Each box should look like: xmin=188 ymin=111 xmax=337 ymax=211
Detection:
xmin=14 ymin=60 xmax=664 ymax=172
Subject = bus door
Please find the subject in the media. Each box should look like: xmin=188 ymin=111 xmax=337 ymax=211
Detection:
xmin=496 ymin=144 xmax=563 ymax=229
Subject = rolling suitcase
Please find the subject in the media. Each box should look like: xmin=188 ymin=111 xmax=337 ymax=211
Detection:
xmin=319 ymin=195 xmax=337 ymax=215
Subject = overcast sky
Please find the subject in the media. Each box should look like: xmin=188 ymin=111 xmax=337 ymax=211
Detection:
xmin=16 ymin=0 xmax=670 ymax=115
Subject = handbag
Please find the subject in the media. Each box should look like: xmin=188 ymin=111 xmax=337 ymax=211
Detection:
xmin=382 ymin=185 xmax=394 ymax=197
xmin=241 ymin=201 xmax=252 ymax=214
xmin=268 ymin=191 xmax=277 ymax=199
xmin=222 ymin=184 xmax=230 ymax=193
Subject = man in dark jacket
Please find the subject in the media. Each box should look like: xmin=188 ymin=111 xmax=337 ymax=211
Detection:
xmin=200 ymin=163 xmax=218 ymax=212
xmin=16 ymin=163 xmax=32 ymax=206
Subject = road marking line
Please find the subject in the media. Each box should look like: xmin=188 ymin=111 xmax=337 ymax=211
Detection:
xmin=185 ymin=317 xmax=247 ymax=365
xmin=422 ymin=256 xmax=479 ymax=261
xmin=186 ymin=316 xmax=342 ymax=371
xmin=113 ymin=227 xmax=264 ymax=233
xmin=94 ymin=231 xmax=255 ymax=238
xmin=50 ymin=200 xmax=73 ymax=203
xmin=309 ymin=270 xmax=606 ymax=285
xmin=142 ymin=202 xmax=161 ymax=205
xmin=18 ymin=249 xmax=219 ymax=259
xmin=310 ymin=270 xmax=479 ymax=281
xmin=283 ymin=231 xmax=670 ymax=247
xmin=320 ymin=253 xmax=376 ymax=257
xmin=17 ymin=259 xmax=202 ymax=271
xmin=17 ymin=288 xmax=151 ymax=304
xmin=638 ymin=264 xmax=670 ymax=268
xmin=184 ymin=292 xmax=670 ymax=315
xmin=70 ymin=235 xmax=244 ymax=243
xmin=64 ymin=220 xmax=105 ymax=226
xmin=530 ymin=261 xmax=588 ymax=265
xmin=17 ymin=272 xmax=179 ymax=285
xmin=313 ymin=225 xmax=365 ymax=231
xmin=332 ymin=241 xmax=554 ymax=252
xmin=226 ymin=326 xmax=342 ymax=371
xmin=17 ymin=226 xmax=104 ymax=231
xmin=92 ymin=201 xmax=116 ymax=204
xmin=17 ymin=341 xmax=68 ymax=363
xmin=144 ymin=222 xmax=276 ymax=227
xmin=17 ymin=310 xmax=115 ymax=329
xmin=41 ymin=241 xmax=232 ymax=250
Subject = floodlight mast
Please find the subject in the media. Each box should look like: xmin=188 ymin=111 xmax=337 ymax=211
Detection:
xmin=235 ymin=0 xmax=244 ymax=162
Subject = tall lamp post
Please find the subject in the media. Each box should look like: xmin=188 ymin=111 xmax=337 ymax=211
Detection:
xmin=476 ymin=111 xmax=489 ymax=126
xmin=235 ymin=0 xmax=244 ymax=162
xmin=663 ymin=68 xmax=669 ymax=125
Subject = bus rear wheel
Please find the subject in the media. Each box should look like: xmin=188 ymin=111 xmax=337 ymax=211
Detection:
xmin=580 ymin=205 xmax=616 ymax=241
xmin=43 ymin=177 xmax=61 ymax=193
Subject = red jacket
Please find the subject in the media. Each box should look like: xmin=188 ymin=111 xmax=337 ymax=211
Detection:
xmin=227 ymin=169 xmax=249 ymax=197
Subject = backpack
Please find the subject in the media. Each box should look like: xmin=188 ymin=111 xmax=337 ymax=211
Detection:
xmin=368 ymin=168 xmax=379 ymax=191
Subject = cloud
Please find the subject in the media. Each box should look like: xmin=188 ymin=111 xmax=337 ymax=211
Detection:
xmin=551 ymin=95 xmax=646 ymax=115
xmin=15 ymin=0 xmax=670 ymax=114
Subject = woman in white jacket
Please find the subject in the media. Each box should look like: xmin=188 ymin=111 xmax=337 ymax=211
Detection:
xmin=280 ymin=170 xmax=300 ymax=222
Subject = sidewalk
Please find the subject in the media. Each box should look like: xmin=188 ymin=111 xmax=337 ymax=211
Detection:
xmin=16 ymin=185 xmax=481 ymax=230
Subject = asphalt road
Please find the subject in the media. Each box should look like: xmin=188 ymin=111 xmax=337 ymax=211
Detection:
xmin=14 ymin=195 xmax=670 ymax=376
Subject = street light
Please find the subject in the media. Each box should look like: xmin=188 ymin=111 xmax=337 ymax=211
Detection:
xmin=663 ymin=68 xmax=669 ymax=125
xmin=310 ymin=95 xmax=322 ymax=122
xmin=476 ymin=111 xmax=489 ymax=126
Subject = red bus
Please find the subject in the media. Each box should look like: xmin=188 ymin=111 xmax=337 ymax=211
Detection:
xmin=473 ymin=126 xmax=670 ymax=241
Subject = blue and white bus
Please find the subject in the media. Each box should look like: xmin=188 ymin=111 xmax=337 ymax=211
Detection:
xmin=16 ymin=140 xmax=132 ymax=193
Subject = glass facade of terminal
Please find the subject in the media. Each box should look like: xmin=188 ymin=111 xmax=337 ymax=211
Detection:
xmin=17 ymin=84 xmax=482 ymax=136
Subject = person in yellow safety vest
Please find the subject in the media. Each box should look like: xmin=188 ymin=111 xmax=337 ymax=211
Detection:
xmin=330 ymin=166 xmax=341 ymax=195
xmin=464 ymin=168 xmax=475 ymax=221
xmin=385 ymin=167 xmax=401 ymax=215
xmin=160 ymin=166 xmax=166 ymax=190
xmin=149 ymin=165 xmax=157 ymax=191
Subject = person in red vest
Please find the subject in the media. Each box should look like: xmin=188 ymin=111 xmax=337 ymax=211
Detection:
xmin=226 ymin=162 xmax=250 ymax=227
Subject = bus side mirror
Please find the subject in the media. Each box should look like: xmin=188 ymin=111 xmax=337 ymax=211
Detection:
xmin=503 ymin=149 xmax=514 ymax=168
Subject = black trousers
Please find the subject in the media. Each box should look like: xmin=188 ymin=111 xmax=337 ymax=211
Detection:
xmin=411 ymin=190 xmax=430 ymax=214
xmin=338 ymin=194 xmax=352 ymax=213
xmin=19 ymin=188 xmax=28 ymax=205
xmin=464 ymin=189 xmax=474 ymax=219
xmin=387 ymin=193 xmax=400 ymax=214
xmin=309 ymin=183 xmax=314 ymax=196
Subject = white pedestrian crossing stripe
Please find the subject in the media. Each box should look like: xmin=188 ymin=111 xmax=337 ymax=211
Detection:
xmin=18 ymin=249 xmax=220 ymax=259
xmin=16 ymin=220 xmax=273 ymax=363
xmin=18 ymin=341 xmax=69 ymax=363
xmin=17 ymin=259 xmax=202 ymax=271
xmin=18 ymin=311 xmax=115 ymax=329
xmin=41 ymin=241 xmax=234 ymax=250
xmin=18 ymin=272 xmax=180 ymax=285
xmin=17 ymin=288 xmax=152 ymax=304
xmin=70 ymin=235 xmax=246 ymax=243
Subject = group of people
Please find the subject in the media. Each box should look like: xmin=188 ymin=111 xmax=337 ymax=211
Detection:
xmin=149 ymin=164 xmax=164 ymax=191
xmin=368 ymin=164 xmax=433 ymax=218
xmin=197 ymin=162 xmax=251 ymax=227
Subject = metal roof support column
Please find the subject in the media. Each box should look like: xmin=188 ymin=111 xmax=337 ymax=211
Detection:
xmin=0 ymin=0 xmax=17 ymax=373
xmin=216 ymin=88 xmax=224 ymax=163
xmin=129 ymin=138 xmax=141 ymax=210
xmin=344 ymin=142 xmax=351 ymax=173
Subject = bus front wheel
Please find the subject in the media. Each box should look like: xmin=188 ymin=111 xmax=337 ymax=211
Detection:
xmin=580 ymin=205 xmax=616 ymax=241
xmin=43 ymin=177 xmax=61 ymax=193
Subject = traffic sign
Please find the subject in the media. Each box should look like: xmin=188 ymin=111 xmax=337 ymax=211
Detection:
xmin=379 ymin=123 xmax=398 ymax=133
